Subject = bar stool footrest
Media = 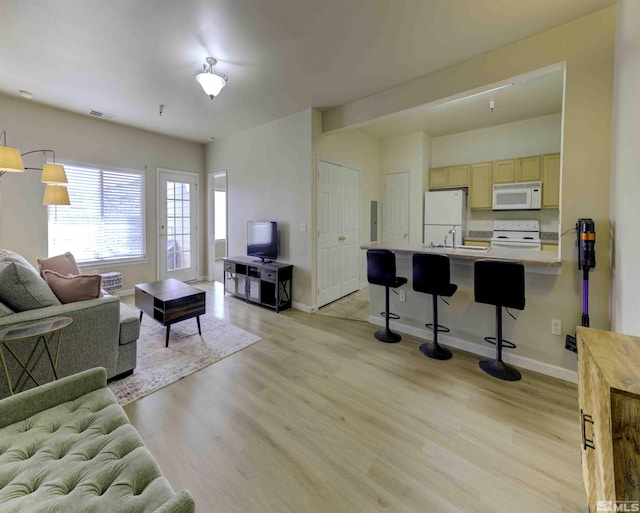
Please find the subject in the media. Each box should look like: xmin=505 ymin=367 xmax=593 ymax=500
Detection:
xmin=425 ymin=323 xmax=450 ymax=333
xmin=380 ymin=311 xmax=400 ymax=320
xmin=483 ymin=336 xmax=516 ymax=349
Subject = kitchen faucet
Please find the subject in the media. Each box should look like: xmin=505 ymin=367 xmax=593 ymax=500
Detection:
xmin=448 ymin=226 xmax=456 ymax=248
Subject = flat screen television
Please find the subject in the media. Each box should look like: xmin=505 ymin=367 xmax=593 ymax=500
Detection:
xmin=247 ymin=221 xmax=278 ymax=263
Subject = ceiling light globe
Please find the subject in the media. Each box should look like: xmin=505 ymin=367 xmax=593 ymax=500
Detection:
xmin=196 ymin=72 xmax=227 ymax=99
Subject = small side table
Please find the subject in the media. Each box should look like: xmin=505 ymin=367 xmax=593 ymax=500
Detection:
xmin=0 ymin=316 xmax=73 ymax=395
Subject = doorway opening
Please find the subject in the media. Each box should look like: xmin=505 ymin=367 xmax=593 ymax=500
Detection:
xmin=210 ymin=171 xmax=227 ymax=282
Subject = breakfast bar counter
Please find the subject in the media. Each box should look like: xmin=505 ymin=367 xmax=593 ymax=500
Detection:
xmin=360 ymin=240 xmax=578 ymax=382
xmin=361 ymin=241 xmax=561 ymax=268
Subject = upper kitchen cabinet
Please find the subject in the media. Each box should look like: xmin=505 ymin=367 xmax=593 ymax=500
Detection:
xmin=493 ymin=156 xmax=542 ymax=184
xmin=428 ymin=165 xmax=468 ymax=190
xmin=469 ymin=162 xmax=492 ymax=209
xmin=542 ymin=153 xmax=561 ymax=207
xmin=517 ymin=155 xmax=542 ymax=182
xmin=492 ymin=159 xmax=516 ymax=184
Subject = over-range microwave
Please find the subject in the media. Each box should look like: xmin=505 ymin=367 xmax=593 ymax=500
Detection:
xmin=492 ymin=181 xmax=542 ymax=210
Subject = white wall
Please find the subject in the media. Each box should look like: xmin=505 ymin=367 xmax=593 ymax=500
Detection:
xmin=206 ymin=109 xmax=313 ymax=308
xmin=380 ymin=132 xmax=426 ymax=245
xmin=431 ymin=113 xmax=562 ymax=167
xmin=610 ymin=0 xmax=640 ymax=335
xmin=0 ymin=94 xmax=205 ymax=290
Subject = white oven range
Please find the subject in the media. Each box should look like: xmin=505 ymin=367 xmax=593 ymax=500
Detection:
xmin=490 ymin=220 xmax=541 ymax=250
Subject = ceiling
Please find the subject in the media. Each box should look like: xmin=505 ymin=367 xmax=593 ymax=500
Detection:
xmin=0 ymin=0 xmax=615 ymax=143
xmin=359 ymin=67 xmax=565 ymax=140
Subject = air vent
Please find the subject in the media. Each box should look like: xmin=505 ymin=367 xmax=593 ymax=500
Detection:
xmin=88 ymin=110 xmax=117 ymax=120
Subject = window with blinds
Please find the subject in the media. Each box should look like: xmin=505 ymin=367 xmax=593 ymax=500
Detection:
xmin=48 ymin=164 xmax=145 ymax=264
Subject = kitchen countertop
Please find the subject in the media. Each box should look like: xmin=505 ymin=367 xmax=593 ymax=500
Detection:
xmin=361 ymin=240 xmax=561 ymax=267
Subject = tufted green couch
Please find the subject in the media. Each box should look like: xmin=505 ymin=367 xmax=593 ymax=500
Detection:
xmin=0 ymin=368 xmax=195 ymax=513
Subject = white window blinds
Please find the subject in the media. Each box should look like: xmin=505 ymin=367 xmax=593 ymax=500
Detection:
xmin=48 ymin=164 xmax=145 ymax=264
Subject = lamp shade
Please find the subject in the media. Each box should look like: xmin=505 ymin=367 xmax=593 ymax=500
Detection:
xmin=0 ymin=146 xmax=25 ymax=173
xmin=196 ymin=72 xmax=226 ymax=99
xmin=41 ymin=163 xmax=68 ymax=184
xmin=43 ymin=185 xmax=70 ymax=205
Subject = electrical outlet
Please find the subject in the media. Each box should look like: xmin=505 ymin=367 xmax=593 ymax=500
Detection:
xmin=399 ymin=289 xmax=406 ymax=302
xmin=551 ymin=319 xmax=562 ymax=336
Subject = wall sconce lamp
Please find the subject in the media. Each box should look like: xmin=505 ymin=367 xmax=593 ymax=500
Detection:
xmin=0 ymin=131 xmax=70 ymax=205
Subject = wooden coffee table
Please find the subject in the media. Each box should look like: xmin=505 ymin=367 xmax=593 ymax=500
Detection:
xmin=135 ymin=279 xmax=206 ymax=347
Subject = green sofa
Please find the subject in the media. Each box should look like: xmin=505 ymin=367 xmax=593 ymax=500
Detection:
xmin=0 ymin=368 xmax=195 ymax=512
xmin=0 ymin=250 xmax=140 ymax=398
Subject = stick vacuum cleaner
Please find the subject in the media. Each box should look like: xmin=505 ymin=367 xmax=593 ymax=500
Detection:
xmin=566 ymin=218 xmax=596 ymax=353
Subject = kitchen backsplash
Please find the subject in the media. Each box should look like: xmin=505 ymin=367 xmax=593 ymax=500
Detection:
xmin=466 ymin=208 xmax=559 ymax=235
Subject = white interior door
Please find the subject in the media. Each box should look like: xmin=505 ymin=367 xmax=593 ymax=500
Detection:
xmin=340 ymin=167 xmax=360 ymax=296
xmin=317 ymin=161 xmax=341 ymax=306
xmin=317 ymin=160 xmax=360 ymax=308
xmin=158 ymin=169 xmax=199 ymax=282
xmin=383 ymin=171 xmax=409 ymax=242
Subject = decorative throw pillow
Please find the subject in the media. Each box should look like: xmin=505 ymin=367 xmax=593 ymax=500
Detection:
xmin=42 ymin=271 xmax=102 ymax=304
xmin=0 ymin=249 xmax=39 ymax=273
xmin=0 ymin=262 xmax=61 ymax=311
xmin=37 ymin=252 xmax=81 ymax=277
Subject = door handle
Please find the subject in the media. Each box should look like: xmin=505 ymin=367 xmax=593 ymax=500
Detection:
xmin=338 ymin=236 xmax=346 ymax=242
xmin=403 ymin=233 xmax=408 ymax=239
xmin=581 ymin=409 xmax=595 ymax=450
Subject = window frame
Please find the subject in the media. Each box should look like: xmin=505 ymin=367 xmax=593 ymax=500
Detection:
xmin=48 ymin=160 xmax=147 ymax=269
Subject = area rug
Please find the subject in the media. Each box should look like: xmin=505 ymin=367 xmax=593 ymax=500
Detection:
xmin=108 ymin=313 xmax=261 ymax=405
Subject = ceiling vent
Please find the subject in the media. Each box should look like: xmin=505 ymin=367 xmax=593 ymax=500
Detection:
xmin=88 ymin=110 xmax=117 ymax=120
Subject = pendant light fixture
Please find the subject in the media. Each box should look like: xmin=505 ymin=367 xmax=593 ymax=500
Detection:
xmin=196 ymin=57 xmax=227 ymax=99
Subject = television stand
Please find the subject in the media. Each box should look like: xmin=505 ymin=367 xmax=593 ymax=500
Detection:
xmin=223 ymin=256 xmax=293 ymax=312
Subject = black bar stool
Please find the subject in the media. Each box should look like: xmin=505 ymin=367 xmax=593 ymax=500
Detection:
xmin=412 ymin=253 xmax=457 ymax=360
xmin=366 ymin=249 xmax=407 ymax=343
xmin=474 ymin=259 xmax=525 ymax=381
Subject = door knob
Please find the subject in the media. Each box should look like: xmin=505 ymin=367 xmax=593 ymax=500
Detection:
xmin=338 ymin=236 xmax=346 ymax=241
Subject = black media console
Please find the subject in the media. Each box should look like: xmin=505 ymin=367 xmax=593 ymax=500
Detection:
xmin=223 ymin=256 xmax=293 ymax=312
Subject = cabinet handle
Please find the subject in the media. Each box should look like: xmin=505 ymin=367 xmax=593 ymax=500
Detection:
xmin=581 ymin=409 xmax=595 ymax=450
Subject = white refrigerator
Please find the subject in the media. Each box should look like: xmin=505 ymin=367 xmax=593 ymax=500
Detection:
xmin=423 ymin=189 xmax=466 ymax=246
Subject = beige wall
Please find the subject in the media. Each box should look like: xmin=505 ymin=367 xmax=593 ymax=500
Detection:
xmin=0 ymin=94 xmax=205 ymax=290
xmin=431 ymin=113 xmax=562 ymax=167
xmin=312 ymin=110 xmax=381 ymax=291
xmin=610 ymin=0 xmax=640 ymax=335
xmin=206 ymin=109 xmax=314 ymax=308
xmin=329 ymin=7 xmax=616 ymax=374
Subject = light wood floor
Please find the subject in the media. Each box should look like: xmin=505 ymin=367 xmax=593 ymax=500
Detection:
xmin=123 ymin=281 xmax=587 ymax=513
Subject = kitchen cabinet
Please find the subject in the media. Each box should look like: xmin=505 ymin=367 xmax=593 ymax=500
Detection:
xmin=428 ymin=165 xmax=468 ymax=190
xmin=517 ymin=155 xmax=542 ymax=181
xmin=542 ymin=153 xmax=561 ymax=208
xmin=492 ymin=159 xmax=516 ymax=184
xmin=429 ymin=167 xmax=449 ymax=189
xmin=469 ymin=162 xmax=493 ymax=210
xmin=577 ymin=327 xmax=640 ymax=513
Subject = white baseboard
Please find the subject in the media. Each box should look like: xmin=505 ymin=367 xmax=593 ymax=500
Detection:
xmin=293 ymin=302 xmax=314 ymax=313
xmin=117 ymin=288 xmax=134 ymax=297
xmin=368 ymin=315 xmax=578 ymax=384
